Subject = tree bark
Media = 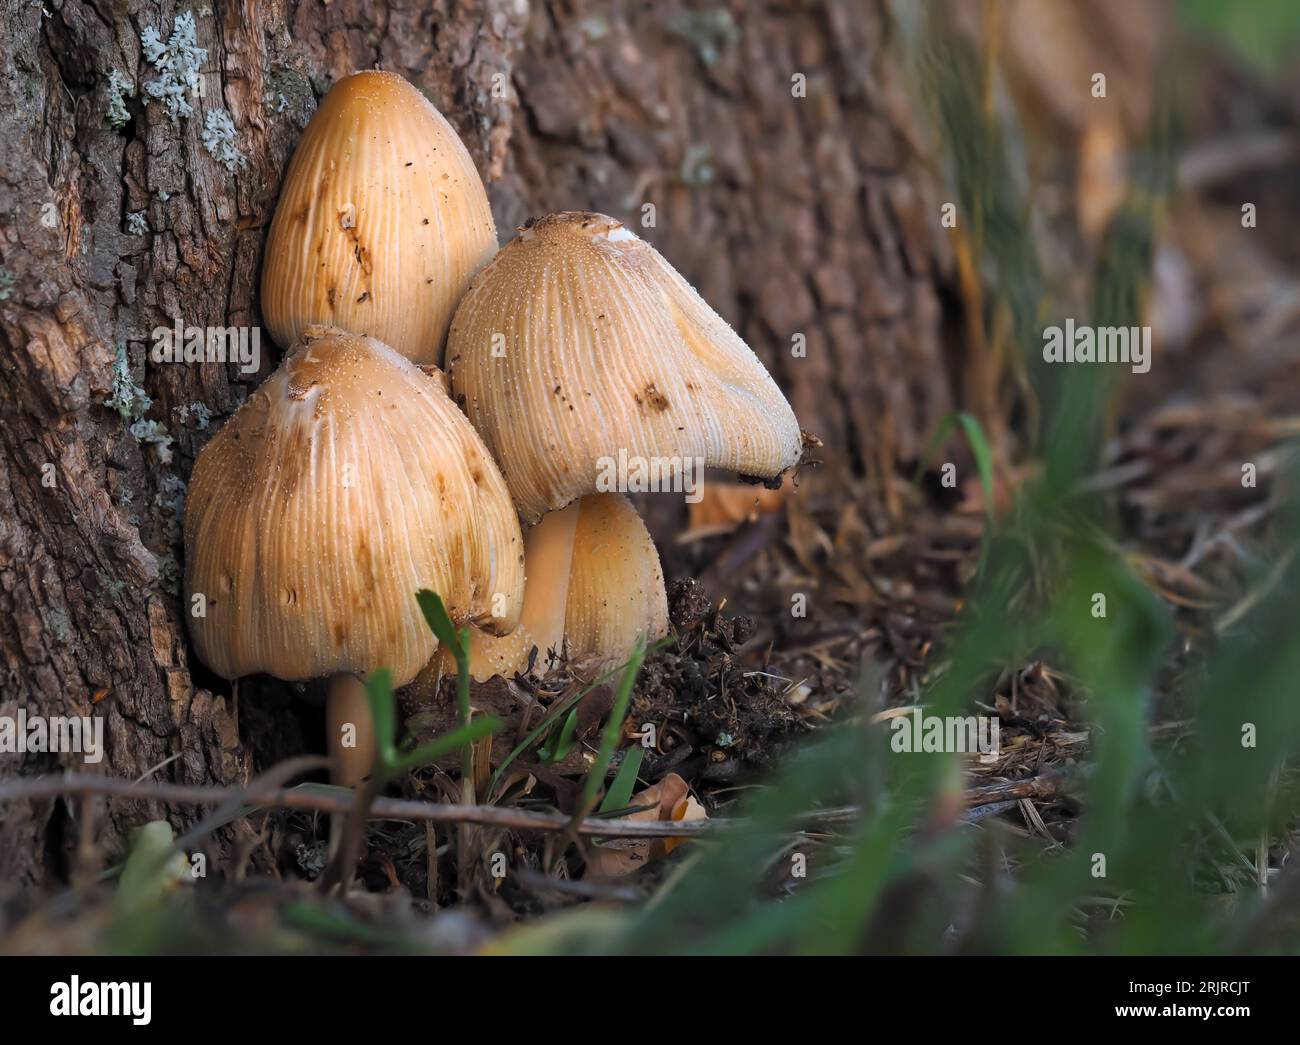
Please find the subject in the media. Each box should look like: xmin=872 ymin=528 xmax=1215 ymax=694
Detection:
xmin=0 ymin=0 xmax=948 ymax=897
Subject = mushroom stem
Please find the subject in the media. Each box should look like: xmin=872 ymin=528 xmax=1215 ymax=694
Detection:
xmin=563 ymin=493 xmax=668 ymax=669
xmin=325 ymin=673 xmax=375 ymax=788
xmin=518 ymin=499 xmax=581 ymax=670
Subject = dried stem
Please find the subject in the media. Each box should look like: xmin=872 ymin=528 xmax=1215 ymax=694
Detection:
xmin=0 ymin=769 xmax=1075 ymax=842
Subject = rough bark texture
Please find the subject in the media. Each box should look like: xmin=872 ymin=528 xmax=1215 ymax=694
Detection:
xmin=0 ymin=0 xmax=947 ymax=898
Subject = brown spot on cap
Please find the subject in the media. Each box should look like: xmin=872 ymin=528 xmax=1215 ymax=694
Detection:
xmin=642 ymin=384 xmax=670 ymax=412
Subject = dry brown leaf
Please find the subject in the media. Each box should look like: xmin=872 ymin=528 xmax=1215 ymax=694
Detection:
xmin=584 ymin=772 xmax=708 ymax=878
xmin=686 ymin=477 xmax=790 ymax=535
xmin=663 ymin=794 xmax=708 ymax=855
xmin=1078 ymin=117 xmax=1127 ymax=244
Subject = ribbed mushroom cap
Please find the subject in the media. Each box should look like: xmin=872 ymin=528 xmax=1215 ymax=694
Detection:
xmin=261 ymin=70 xmax=497 ymax=366
xmin=184 ymin=326 xmax=524 ymax=688
xmin=447 ymin=212 xmax=802 ymax=524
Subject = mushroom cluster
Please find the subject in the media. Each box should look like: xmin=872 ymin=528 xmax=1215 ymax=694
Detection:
xmin=184 ymin=70 xmax=802 ymax=789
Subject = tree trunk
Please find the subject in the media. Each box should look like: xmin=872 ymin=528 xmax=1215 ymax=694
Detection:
xmin=0 ymin=0 xmax=948 ymax=897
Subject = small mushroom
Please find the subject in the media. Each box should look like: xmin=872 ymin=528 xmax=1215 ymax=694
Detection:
xmin=563 ymin=492 xmax=668 ymax=665
xmin=184 ymin=326 xmax=524 ymax=784
xmin=444 ymin=493 xmax=667 ymax=680
xmin=261 ymin=70 xmax=497 ymax=366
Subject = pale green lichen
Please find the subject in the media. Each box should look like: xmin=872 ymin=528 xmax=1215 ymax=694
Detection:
xmin=666 ymin=9 xmax=739 ymax=68
xmin=41 ymin=607 xmax=72 ymax=644
xmin=104 ymin=344 xmax=152 ymax=422
xmin=106 ymin=347 xmax=175 ymax=462
xmin=156 ymin=474 xmax=187 ymax=543
xmin=127 ymin=211 xmax=149 ymax=235
xmin=129 ymin=419 xmax=174 ymax=463
xmin=201 ymin=108 xmax=246 ymax=172
xmin=154 ymin=473 xmax=187 ymax=595
xmin=100 ymin=574 xmax=128 ymax=600
xmin=141 ymin=11 xmax=206 ymax=121
xmin=680 ymin=144 xmax=715 ymax=187
xmin=105 ymin=68 xmax=135 ymax=130
xmin=157 ymin=553 xmax=182 ymax=596
xmin=175 ymin=401 xmax=212 ymax=429
xmin=264 ymin=67 xmax=315 ymax=127
xmin=0 ymin=267 xmax=14 ymax=301
xmin=578 ymin=16 xmax=609 ymax=41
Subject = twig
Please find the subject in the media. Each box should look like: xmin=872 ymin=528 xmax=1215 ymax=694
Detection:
xmin=961 ymin=771 xmax=1075 ymax=806
xmin=785 ymin=772 xmax=1077 ymax=829
xmin=1177 ymin=130 xmax=1298 ymax=189
xmin=170 ymin=755 xmax=329 ymax=858
xmin=0 ymin=774 xmax=710 ymax=839
xmin=0 ymin=768 xmax=1077 ymax=841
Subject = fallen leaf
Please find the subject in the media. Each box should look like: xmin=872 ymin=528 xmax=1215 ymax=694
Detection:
xmin=682 ymin=478 xmax=790 ymax=539
xmin=584 ymin=772 xmax=708 ymax=878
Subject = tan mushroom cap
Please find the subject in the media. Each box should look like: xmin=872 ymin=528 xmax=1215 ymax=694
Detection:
xmin=184 ymin=326 xmax=524 ymax=688
xmin=261 ymin=70 xmax=497 ymax=366
xmin=442 ymin=494 xmax=667 ymax=681
xmin=447 ymin=211 xmax=802 ymax=524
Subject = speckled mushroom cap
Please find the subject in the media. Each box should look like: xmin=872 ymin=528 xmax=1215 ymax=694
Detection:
xmin=446 ymin=212 xmax=802 ymax=524
xmin=261 ymin=70 xmax=497 ymax=366
xmin=184 ymin=326 xmax=524 ymax=688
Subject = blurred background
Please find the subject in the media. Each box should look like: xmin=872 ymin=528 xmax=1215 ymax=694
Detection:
xmin=2 ymin=0 xmax=1300 ymax=954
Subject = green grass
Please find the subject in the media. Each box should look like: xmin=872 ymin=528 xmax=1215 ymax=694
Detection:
xmin=489 ymin=8 xmax=1300 ymax=956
